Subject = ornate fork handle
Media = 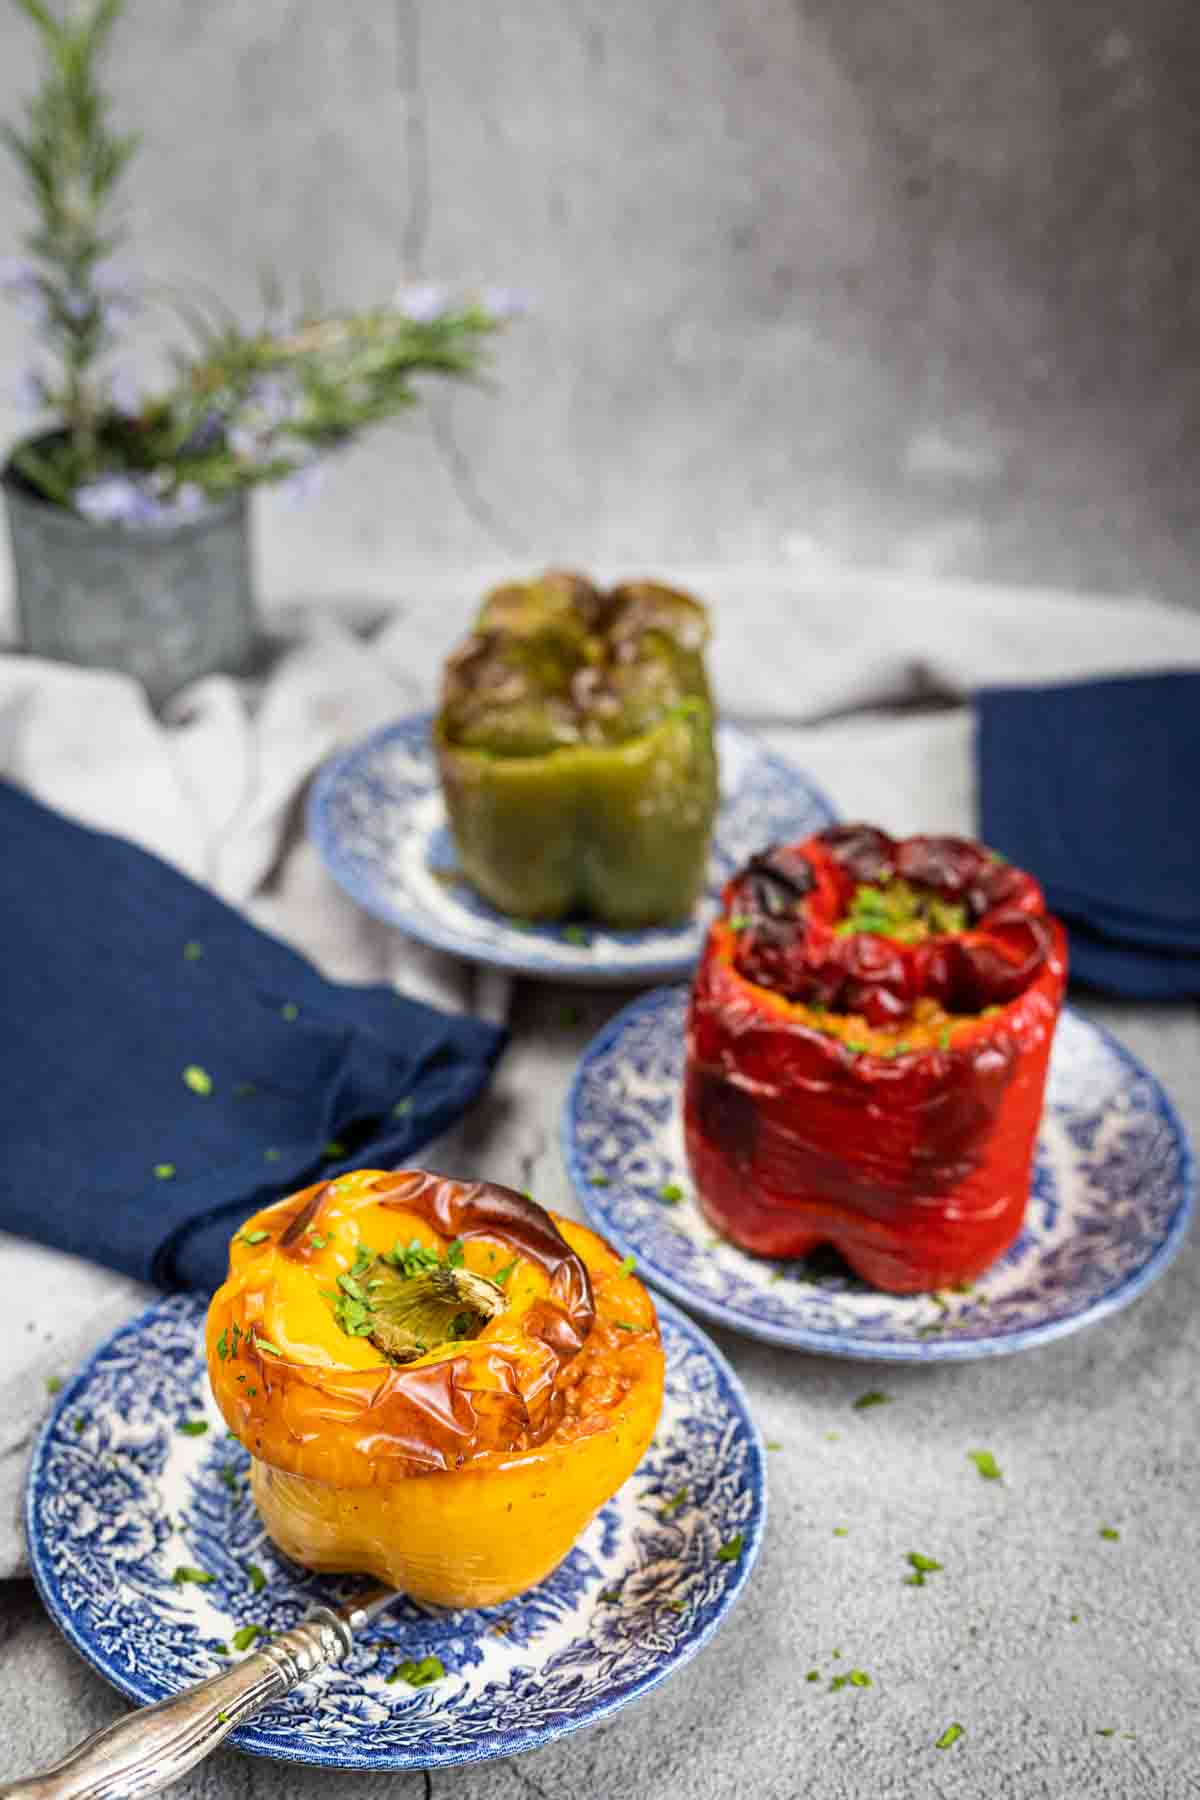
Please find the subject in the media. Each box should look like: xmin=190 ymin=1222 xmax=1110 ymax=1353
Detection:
xmin=0 ymin=1610 xmax=352 ymax=1800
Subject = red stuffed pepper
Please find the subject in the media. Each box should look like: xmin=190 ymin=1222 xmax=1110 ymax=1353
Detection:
xmin=683 ymin=826 xmax=1067 ymax=1293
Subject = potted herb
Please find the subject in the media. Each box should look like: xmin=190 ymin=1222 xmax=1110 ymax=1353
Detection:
xmin=2 ymin=0 xmax=515 ymax=704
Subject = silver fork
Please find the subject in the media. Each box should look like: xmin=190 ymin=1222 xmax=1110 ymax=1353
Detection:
xmin=1 ymin=1587 xmax=398 ymax=1800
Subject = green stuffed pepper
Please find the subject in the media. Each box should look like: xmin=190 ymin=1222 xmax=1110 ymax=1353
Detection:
xmin=434 ymin=570 xmax=719 ymax=926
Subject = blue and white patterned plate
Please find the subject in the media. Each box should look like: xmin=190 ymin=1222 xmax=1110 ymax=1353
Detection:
xmin=26 ymin=1293 xmax=764 ymax=1772
xmin=563 ymin=988 xmax=1194 ymax=1362
xmin=306 ymin=712 xmax=834 ymax=984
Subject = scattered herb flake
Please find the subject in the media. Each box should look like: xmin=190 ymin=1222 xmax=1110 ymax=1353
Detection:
xmin=598 ymin=1586 xmax=622 ymax=1603
xmin=907 ymin=1552 xmax=943 ymax=1574
xmin=173 ymin=1565 xmax=214 ymax=1586
xmin=264 ymin=1148 xmax=282 ymax=1163
xmin=44 ymin=1375 xmax=63 ymax=1395
xmin=494 ymin=1257 xmax=519 ymax=1287
xmin=393 ymin=1097 xmax=413 ymax=1117
xmin=238 ymin=1229 xmax=270 ymax=1245
xmin=245 ymin=1563 xmax=268 ymax=1593
xmin=717 ymin=1532 xmax=744 ymax=1563
xmin=805 ymin=1669 xmax=820 ymax=1682
xmin=218 ymin=1464 xmax=239 ymax=1493
xmin=658 ymin=1486 xmax=689 ymax=1521
xmin=833 ymin=1526 xmax=848 ymax=1538
xmin=178 ymin=1419 xmax=209 ymax=1437
xmin=727 ymin=913 xmax=749 ymax=931
xmin=968 ymin=1449 xmax=1002 ymax=1481
xmin=183 ymin=1065 xmax=212 ymax=1097
xmin=154 ymin=1162 xmax=176 ymax=1180
xmin=72 ymin=1415 xmax=87 ymax=1434
xmin=935 ymin=1724 xmax=964 ymax=1750
xmin=1099 ymin=1526 xmax=1120 ymax=1541
xmin=939 ymin=1026 xmax=953 ymax=1050
xmin=280 ymin=1003 xmax=299 ymax=1021
xmin=766 ymin=1439 xmax=783 ymax=1451
xmin=848 ymin=1670 xmax=872 ymax=1688
xmin=388 ymin=1655 xmax=445 ymax=1687
xmin=232 ymin=1625 xmax=262 ymax=1652
xmin=829 ymin=1675 xmax=849 ymax=1692
xmin=588 ymin=1171 xmax=610 ymax=1186
xmin=183 ymin=941 xmax=204 ymax=961
xmin=445 ymin=1238 xmax=466 ymax=1269
xmin=560 ymin=1004 xmax=584 ymax=1027
xmin=1095 ymin=1728 xmax=1116 ymax=1737
xmin=322 ymin=1139 xmax=346 ymax=1160
xmin=563 ymin=925 xmax=588 ymax=946
xmin=251 ymin=1336 xmax=285 ymax=1357
xmin=658 ymin=1183 xmax=684 ymax=1206
xmin=234 ymin=1081 xmax=257 ymax=1098
xmin=853 ymin=1390 xmax=892 ymax=1411
xmin=613 ymin=1320 xmax=638 ymax=1332
xmin=216 ymin=1710 xmax=229 ymax=1725
xmin=307 ymin=1230 xmax=329 ymax=1249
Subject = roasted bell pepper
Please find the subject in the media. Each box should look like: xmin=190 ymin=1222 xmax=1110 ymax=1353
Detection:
xmin=683 ymin=826 xmax=1068 ymax=1293
xmin=434 ymin=569 xmax=718 ymax=925
xmin=206 ymin=1168 xmax=663 ymax=1607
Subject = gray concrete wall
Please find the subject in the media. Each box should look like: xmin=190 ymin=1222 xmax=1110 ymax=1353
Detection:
xmin=1 ymin=0 xmax=1199 ymax=608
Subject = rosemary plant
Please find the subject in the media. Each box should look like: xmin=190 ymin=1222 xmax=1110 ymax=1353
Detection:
xmin=1 ymin=0 xmax=515 ymax=524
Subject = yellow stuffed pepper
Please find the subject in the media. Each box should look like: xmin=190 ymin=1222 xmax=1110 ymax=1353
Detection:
xmin=205 ymin=1169 xmax=664 ymax=1607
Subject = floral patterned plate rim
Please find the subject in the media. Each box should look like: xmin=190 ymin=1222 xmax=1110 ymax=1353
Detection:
xmin=25 ymin=1291 xmax=765 ymax=1771
xmin=306 ymin=711 xmax=835 ymax=985
xmin=562 ymin=987 xmax=1194 ymax=1362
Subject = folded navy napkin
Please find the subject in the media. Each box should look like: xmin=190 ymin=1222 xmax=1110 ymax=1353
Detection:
xmin=976 ymin=671 xmax=1200 ymax=998
xmin=0 ymin=780 xmax=506 ymax=1292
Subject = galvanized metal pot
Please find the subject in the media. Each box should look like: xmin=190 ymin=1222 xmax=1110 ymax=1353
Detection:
xmin=4 ymin=457 xmax=256 ymax=707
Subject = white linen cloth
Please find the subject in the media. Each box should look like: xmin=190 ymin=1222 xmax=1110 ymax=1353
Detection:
xmin=2 ymin=573 xmax=1199 ymax=1576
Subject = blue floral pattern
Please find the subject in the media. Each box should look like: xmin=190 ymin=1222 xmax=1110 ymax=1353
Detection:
xmin=26 ymin=1295 xmax=764 ymax=1771
xmin=306 ymin=713 xmax=834 ymax=984
xmin=562 ymin=989 xmax=1194 ymax=1361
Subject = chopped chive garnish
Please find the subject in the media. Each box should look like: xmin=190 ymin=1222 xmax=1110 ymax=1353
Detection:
xmin=658 ymin=1183 xmax=684 ymax=1205
xmin=251 ymin=1336 xmax=285 ymax=1356
xmin=939 ymin=1026 xmax=952 ymax=1050
xmin=935 ymin=1724 xmax=964 ymax=1750
xmin=245 ymin=1563 xmax=267 ymax=1593
xmin=616 ymin=1255 xmax=636 ymax=1278
xmin=280 ymin=1003 xmax=299 ymax=1021
xmin=183 ymin=940 xmax=203 ymax=961
xmin=183 ymin=1065 xmax=212 ymax=1096
xmin=307 ymin=1231 xmax=329 ymax=1249
xmin=232 ymin=1624 xmax=262 ymax=1651
xmin=968 ymin=1448 xmax=1002 ymax=1481
xmin=853 ymin=1390 xmax=892 ymax=1411
xmin=172 ymin=1565 xmax=214 ymax=1586
xmin=388 ymin=1654 xmax=445 ymax=1687
xmin=494 ymin=1257 xmax=519 ymax=1286
xmin=658 ymin=1487 xmax=689 ymax=1520
xmin=908 ymin=1552 xmax=943 ymax=1572
xmin=1099 ymin=1526 xmax=1120 ymax=1541
xmin=716 ymin=1532 xmax=744 ymax=1562
xmin=445 ymin=1238 xmax=466 ymax=1268
xmin=238 ymin=1229 xmax=270 ymax=1245
xmin=613 ymin=1320 xmax=637 ymax=1331
xmin=154 ymin=1162 xmax=176 ymax=1180
xmin=178 ymin=1419 xmax=209 ymax=1437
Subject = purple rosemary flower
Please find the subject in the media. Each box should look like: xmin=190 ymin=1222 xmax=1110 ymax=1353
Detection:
xmin=480 ymin=285 xmax=532 ymax=320
xmin=75 ymin=474 xmax=164 ymax=526
xmin=395 ymin=282 xmax=449 ymax=324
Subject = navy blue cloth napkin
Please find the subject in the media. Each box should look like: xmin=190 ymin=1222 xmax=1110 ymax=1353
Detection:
xmin=976 ymin=671 xmax=1200 ymax=999
xmin=0 ymin=779 xmax=506 ymax=1292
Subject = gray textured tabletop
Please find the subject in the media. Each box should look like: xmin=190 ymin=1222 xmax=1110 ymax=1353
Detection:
xmin=3 ymin=577 xmax=1199 ymax=1800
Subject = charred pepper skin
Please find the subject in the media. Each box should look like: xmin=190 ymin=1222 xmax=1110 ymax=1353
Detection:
xmin=683 ymin=828 xmax=1068 ymax=1294
xmin=434 ymin=569 xmax=718 ymax=926
xmin=206 ymin=1170 xmax=663 ymax=1607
